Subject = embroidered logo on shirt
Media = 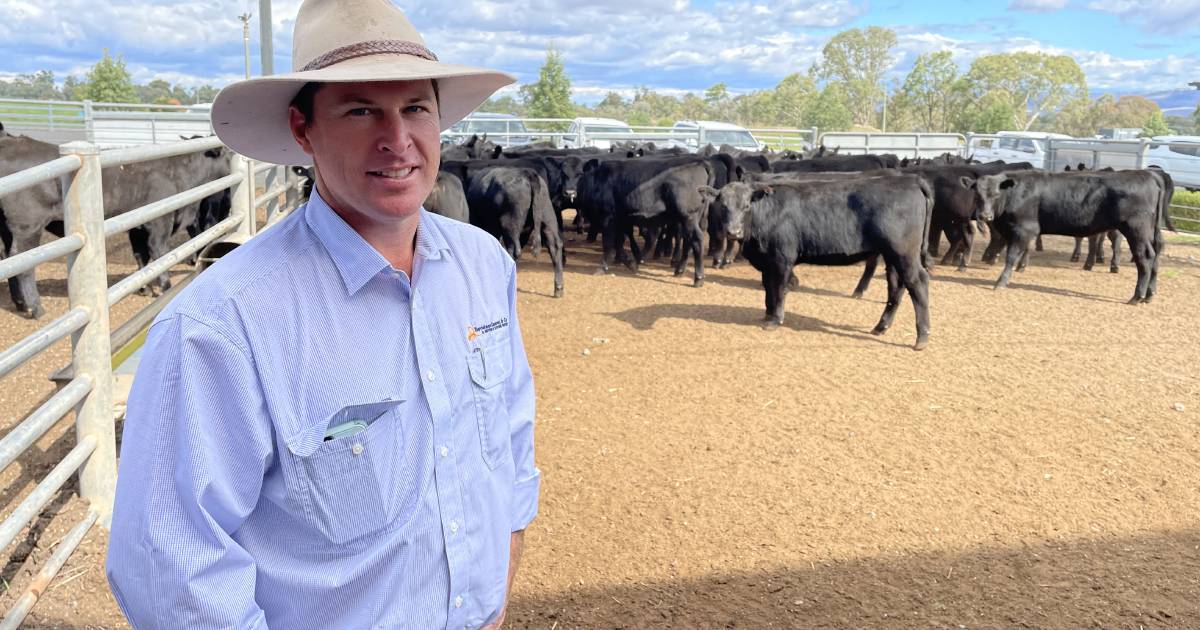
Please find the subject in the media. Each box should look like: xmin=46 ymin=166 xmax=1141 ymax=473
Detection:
xmin=468 ymin=317 xmax=508 ymax=341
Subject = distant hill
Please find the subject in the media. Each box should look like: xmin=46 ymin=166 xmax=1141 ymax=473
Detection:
xmin=1144 ymin=89 xmax=1200 ymax=116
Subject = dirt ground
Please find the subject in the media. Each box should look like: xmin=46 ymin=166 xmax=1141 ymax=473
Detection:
xmin=1 ymin=229 xmax=1198 ymax=629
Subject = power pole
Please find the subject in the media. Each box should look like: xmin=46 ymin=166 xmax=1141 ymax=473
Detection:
xmin=259 ymin=0 xmax=274 ymax=76
xmin=239 ymin=13 xmax=252 ymax=80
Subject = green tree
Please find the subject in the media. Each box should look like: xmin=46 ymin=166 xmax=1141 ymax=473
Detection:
xmin=802 ymin=83 xmax=853 ymax=132
xmin=769 ymin=73 xmax=816 ymax=128
xmin=961 ymin=52 xmax=1086 ymax=130
xmin=704 ymin=83 xmax=734 ymax=121
xmin=0 ymin=71 xmax=62 ymax=99
xmin=137 ymin=78 xmax=174 ymax=105
xmin=1113 ymin=96 xmax=1159 ymax=129
xmin=1140 ymin=111 xmax=1171 ymax=137
xmin=814 ymin=26 xmax=898 ymax=126
xmin=191 ymin=85 xmax=220 ymax=104
xmin=520 ymin=46 xmax=574 ymax=124
xmin=62 ymin=75 xmax=87 ymax=101
xmin=898 ymin=51 xmax=958 ymax=132
xmin=81 ymin=50 xmax=138 ymax=103
xmin=678 ymin=92 xmax=709 ymax=121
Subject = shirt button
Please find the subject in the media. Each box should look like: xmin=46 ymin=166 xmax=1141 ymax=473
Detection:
xmin=439 ymin=446 xmax=449 ymax=457
xmin=426 ymin=370 xmax=436 ymax=382
xmin=450 ymin=520 xmax=459 ymax=533
xmin=350 ymin=443 xmax=364 ymax=456
xmin=454 ymin=595 xmax=463 ymax=608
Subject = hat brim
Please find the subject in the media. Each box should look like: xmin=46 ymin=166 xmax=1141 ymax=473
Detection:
xmin=211 ymin=54 xmax=515 ymax=165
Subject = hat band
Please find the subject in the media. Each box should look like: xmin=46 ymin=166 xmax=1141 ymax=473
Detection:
xmin=300 ymin=39 xmax=439 ymax=72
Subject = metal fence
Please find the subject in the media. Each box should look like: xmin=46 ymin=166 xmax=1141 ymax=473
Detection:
xmin=0 ymin=137 xmax=303 ymax=626
xmin=1 ymin=98 xmax=214 ymax=147
xmin=818 ymin=132 xmax=967 ymax=159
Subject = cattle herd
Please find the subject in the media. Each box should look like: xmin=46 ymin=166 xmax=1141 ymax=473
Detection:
xmin=0 ymin=123 xmax=1179 ymax=351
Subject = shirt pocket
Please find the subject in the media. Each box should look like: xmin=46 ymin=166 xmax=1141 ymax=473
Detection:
xmin=286 ymin=399 xmax=411 ymax=545
xmin=466 ymin=334 xmax=513 ymax=470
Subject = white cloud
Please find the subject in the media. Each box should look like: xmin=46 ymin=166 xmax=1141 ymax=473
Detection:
xmin=1008 ymin=0 xmax=1069 ymax=11
xmin=1086 ymin=0 xmax=1200 ymax=33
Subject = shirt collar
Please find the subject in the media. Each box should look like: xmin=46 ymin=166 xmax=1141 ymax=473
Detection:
xmin=304 ymin=188 xmax=450 ymax=296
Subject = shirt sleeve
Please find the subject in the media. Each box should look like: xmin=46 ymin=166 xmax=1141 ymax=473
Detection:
xmin=503 ymin=263 xmax=541 ymax=532
xmin=106 ymin=313 xmax=273 ymax=630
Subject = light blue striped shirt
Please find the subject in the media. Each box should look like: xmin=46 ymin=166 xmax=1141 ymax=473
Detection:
xmin=106 ymin=190 xmax=540 ymax=629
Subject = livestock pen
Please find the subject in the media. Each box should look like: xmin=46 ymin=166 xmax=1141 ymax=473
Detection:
xmin=0 ymin=137 xmax=303 ymax=626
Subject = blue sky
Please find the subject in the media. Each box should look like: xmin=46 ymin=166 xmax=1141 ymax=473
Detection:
xmin=1 ymin=0 xmax=1197 ymax=104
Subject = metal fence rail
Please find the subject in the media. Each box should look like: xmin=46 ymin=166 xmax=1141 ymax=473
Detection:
xmin=0 ymin=133 xmax=305 ymax=625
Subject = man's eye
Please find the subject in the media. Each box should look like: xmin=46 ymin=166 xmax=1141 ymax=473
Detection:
xmin=347 ymin=108 xmax=372 ymax=116
xmin=406 ymin=105 xmax=430 ymax=113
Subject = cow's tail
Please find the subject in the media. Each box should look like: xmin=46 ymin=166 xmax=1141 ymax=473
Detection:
xmin=916 ymin=177 xmax=935 ymax=273
xmin=1156 ymin=169 xmax=1177 ymax=232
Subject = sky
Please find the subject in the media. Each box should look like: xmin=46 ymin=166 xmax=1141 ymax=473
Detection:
xmin=1 ymin=0 xmax=1198 ymax=107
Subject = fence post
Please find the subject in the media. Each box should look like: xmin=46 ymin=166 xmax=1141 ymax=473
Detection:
xmin=264 ymin=164 xmax=280 ymax=224
xmin=82 ymin=101 xmax=94 ymax=143
xmin=60 ymin=141 xmax=117 ymax=525
xmin=284 ymin=164 xmax=301 ymax=213
xmin=231 ymin=155 xmax=255 ymax=237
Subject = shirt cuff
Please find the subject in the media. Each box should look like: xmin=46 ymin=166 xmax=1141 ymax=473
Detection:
xmin=510 ymin=468 xmax=541 ymax=532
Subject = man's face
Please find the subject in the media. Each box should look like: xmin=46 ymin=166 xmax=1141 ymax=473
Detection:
xmin=288 ymin=80 xmax=440 ymax=228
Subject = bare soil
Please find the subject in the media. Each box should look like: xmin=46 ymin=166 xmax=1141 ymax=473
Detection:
xmin=2 ymin=230 xmax=1199 ymax=629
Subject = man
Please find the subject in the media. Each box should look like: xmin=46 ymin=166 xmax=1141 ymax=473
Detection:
xmin=105 ymin=1 xmax=540 ymax=628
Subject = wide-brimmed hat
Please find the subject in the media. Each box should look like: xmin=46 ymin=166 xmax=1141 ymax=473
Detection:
xmin=211 ymin=0 xmax=515 ymax=164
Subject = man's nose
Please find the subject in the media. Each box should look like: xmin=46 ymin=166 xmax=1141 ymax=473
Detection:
xmin=377 ymin=112 xmax=413 ymax=154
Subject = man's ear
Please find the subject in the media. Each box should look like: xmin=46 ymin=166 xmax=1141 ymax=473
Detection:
xmin=288 ymin=106 xmax=315 ymax=156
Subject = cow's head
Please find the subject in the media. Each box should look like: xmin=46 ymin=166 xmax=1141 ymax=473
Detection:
xmin=971 ymin=174 xmax=1016 ymax=221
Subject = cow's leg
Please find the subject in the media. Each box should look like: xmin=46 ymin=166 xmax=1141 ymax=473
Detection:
xmin=1035 ymin=235 xmax=1044 ymax=252
xmin=6 ymin=228 xmax=45 ymax=319
xmin=147 ymin=222 xmax=174 ymax=296
xmin=1083 ymin=234 xmax=1099 ymax=271
xmin=928 ymin=218 xmax=943 ymax=258
xmin=671 ymin=225 xmax=687 ymax=274
xmin=852 ymin=254 xmax=878 ymax=299
xmin=596 ymin=218 xmax=617 ymax=275
xmin=1071 ymin=237 xmax=1083 ymax=263
xmin=995 ymin=232 xmax=1031 ymax=290
xmin=761 ymin=258 xmax=790 ymax=329
xmin=1126 ymin=232 xmax=1154 ymax=304
xmin=1095 ymin=233 xmax=1107 ymax=264
xmin=958 ymin=222 xmax=977 ymax=271
xmin=712 ymin=234 xmax=726 ymax=268
xmin=624 ymin=226 xmax=642 ymax=273
xmin=1146 ymin=230 xmax=1162 ymax=302
xmin=982 ymin=225 xmax=1005 ymax=265
xmin=903 ymin=261 xmax=932 ymax=351
xmin=1016 ymin=244 xmax=1031 ymax=272
xmin=1108 ymin=230 xmax=1121 ymax=274
xmin=939 ymin=222 xmax=962 ymax=266
xmin=686 ymin=219 xmax=705 ymax=287
xmin=871 ymin=262 xmax=904 ymax=336
xmin=544 ymin=220 xmax=564 ymax=298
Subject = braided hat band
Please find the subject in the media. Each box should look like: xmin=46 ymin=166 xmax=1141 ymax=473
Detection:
xmin=300 ymin=39 xmax=439 ymax=72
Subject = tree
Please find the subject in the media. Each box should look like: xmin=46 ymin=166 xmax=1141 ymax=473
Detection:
xmin=138 ymin=78 xmax=173 ymax=105
xmin=62 ymin=75 xmax=87 ymax=101
xmin=1113 ymin=96 xmax=1159 ymax=129
xmin=191 ymin=85 xmax=220 ymax=104
xmin=802 ymin=83 xmax=853 ymax=132
xmin=1140 ymin=111 xmax=1171 ymax=137
xmin=961 ymin=52 xmax=1086 ymax=130
xmin=814 ymin=26 xmax=898 ymax=126
xmin=704 ymin=83 xmax=734 ymax=121
xmin=898 ymin=51 xmax=958 ymax=132
xmin=81 ymin=50 xmax=138 ymax=103
xmin=0 ymin=71 xmax=62 ymax=99
xmin=769 ymin=73 xmax=816 ymax=128
xmin=520 ymin=46 xmax=574 ymax=124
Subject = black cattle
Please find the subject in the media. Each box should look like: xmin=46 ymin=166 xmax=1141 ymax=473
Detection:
xmin=422 ymin=171 xmax=469 ymax=223
xmin=740 ymin=174 xmax=934 ymax=350
xmin=465 ymin=166 xmax=564 ymax=297
xmin=292 ymin=166 xmax=315 ymax=199
xmin=906 ymin=161 xmax=1036 ymax=271
xmin=1 ymin=133 xmax=230 ymax=316
xmin=978 ymin=170 xmax=1167 ymax=303
xmin=771 ymin=154 xmax=894 ymax=174
xmin=579 ymin=155 xmax=714 ymax=286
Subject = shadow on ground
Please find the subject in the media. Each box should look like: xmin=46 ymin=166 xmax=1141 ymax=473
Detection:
xmin=508 ymin=529 xmax=1200 ymax=629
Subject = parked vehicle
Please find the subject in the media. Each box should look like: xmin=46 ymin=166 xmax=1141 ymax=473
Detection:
xmin=670 ymin=120 xmax=763 ymax=152
xmin=562 ymin=117 xmax=633 ymax=149
xmin=442 ymin=113 xmax=533 ymax=147
xmin=1145 ymin=135 xmax=1200 ymax=190
xmin=969 ymin=131 xmax=1072 ymax=166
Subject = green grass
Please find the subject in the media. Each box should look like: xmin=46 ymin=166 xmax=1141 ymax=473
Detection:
xmin=0 ymin=103 xmax=85 ymax=128
xmin=1170 ymin=190 xmax=1200 ymax=233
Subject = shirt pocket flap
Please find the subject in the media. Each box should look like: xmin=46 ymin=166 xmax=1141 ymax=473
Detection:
xmin=286 ymin=398 xmax=405 ymax=457
xmin=467 ymin=335 xmax=512 ymax=389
